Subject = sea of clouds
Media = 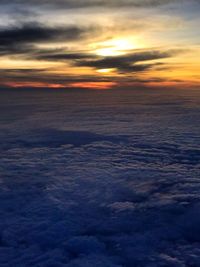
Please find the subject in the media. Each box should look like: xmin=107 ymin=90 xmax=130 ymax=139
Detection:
xmin=0 ymin=88 xmax=200 ymax=266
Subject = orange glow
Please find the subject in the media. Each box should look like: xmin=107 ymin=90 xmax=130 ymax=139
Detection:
xmin=4 ymin=82 xmax=66 ymax=89
xmin=3 ymin=81 xmax=117 ymax=90
xmin=69 ymin=82 xmax=117 ymax=90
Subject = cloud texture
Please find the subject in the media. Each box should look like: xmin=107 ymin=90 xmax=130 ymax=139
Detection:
xmin=1 ymin=89 xmax=200 ymax=266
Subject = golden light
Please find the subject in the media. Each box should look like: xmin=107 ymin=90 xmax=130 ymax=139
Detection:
xmin=96 ymin=68 xmax=115 ymax=74
xmin=94 ymin=39 xmax=137 ymax=57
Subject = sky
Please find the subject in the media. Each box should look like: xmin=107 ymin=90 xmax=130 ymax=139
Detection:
xmin=0 ymin=0 xmax=200 ymax=89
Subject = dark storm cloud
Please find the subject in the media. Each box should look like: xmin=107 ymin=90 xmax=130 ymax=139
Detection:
xmin=75 ymin=50 xmax=176 ymax=73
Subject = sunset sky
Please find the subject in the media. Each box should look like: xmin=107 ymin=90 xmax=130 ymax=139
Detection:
xmin=0 ymin=0 xmax=200 ymax=89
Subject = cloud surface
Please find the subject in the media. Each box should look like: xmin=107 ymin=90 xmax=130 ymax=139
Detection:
xmin=1 ymin=89 xmax=200 ymax=266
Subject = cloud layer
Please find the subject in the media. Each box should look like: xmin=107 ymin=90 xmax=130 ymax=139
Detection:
xmin=1 ymin=89 xmax=200 ymax=266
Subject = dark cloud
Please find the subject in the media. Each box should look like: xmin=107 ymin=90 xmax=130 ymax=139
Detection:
xmin=0 ymin=67 xmax=174 ymax=88
xmin=36 ymin=52 xmax=96 ymax=61
xmin=0 ymin=68 xmax=174 ymax=88
xmin=0 ymin=23 xmax=87 ymax=44
xmin=75 ymin=50 xmax=176 ymax=73
xmin=0 ymin=67 xmax=115 ymax=86
xmin=0 ymin=0 xmax=187 ymax=9
xmin=0 ymin=68 xmax=52 ymax=82
xmin=0 ymin=23 xmax=92 ymax=56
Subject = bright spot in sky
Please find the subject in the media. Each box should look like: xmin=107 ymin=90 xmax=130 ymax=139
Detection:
xmin=96 ymin=68 xmax=115 ymax=74
xmin=95 ymin=39 xmax=136 ymax=57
